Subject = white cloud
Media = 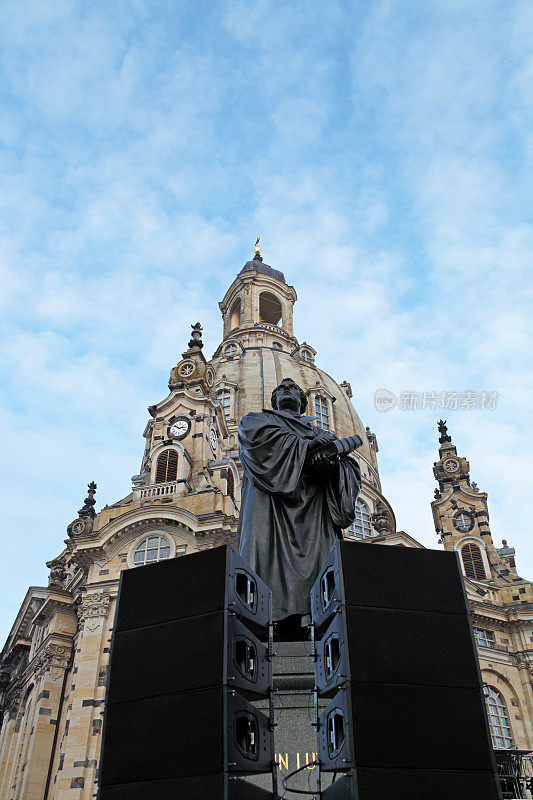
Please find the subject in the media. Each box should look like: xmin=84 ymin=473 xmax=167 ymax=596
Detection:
xmin=0 ymin=0 xmax=531 ymax=645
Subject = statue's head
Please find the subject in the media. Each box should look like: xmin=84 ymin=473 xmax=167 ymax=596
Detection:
xmin=271 ymin=378 xmax=308 ymax=415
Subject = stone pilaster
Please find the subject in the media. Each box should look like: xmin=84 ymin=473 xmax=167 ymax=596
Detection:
xmin=54 ymin=592 xmax=112 ymax=800
xmin=0 ymin=710 xmax=19 ymax=799
xmin=18 ymin=644 xmax=71 ymax=799
xmin=241 ymin=275 xmax=254 ymax=326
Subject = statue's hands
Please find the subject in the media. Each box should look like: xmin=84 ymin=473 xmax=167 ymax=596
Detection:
xmin=308 ymin=430 xmax=336 ymax=453
xmin=311 ymin=452 xmax=339 ymax=473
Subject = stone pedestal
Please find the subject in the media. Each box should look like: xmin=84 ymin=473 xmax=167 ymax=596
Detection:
xmin=248 ymin=640 xmax=332 ymax=796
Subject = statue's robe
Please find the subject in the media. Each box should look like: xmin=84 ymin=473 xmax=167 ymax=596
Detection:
xmin=237 ymin=409 xmax=361 ymax=620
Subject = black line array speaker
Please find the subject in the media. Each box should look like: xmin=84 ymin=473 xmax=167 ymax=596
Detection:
xmin=99 ymin=546 xmax=274 ymax=800
xmin=98 ymin=774 xmax=274 ymax=800
xmin=311 ymin=541 xmax=502 ymax=800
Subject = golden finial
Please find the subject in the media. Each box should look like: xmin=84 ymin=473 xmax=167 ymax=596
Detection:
xmin=254 ymin=236 xmax=261 ymax=256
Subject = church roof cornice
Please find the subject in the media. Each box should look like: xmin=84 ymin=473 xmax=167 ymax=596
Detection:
xmin=1 ymin=587 xmax=48 ymax=657
xmin=148 ymin=388 xmax=222 ymax=416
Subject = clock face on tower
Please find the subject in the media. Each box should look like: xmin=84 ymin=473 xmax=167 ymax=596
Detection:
xmin=168 ymin=417 xmax=191 ymax=440
xmin=443 ymin=458 xmax=459 ymax=473
xmin=209 ymin=427 xmax=218 ymax=453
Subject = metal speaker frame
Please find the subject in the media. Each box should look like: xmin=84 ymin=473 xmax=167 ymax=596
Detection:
xmin=227 ymin=690 xmax=273 ymax=774
xmin=317 ymin=687 xmax=354 ymax=773
xmin=227 ymin=614 xmax=272 ymax=699
xmin=310 ymin=544 xmax=344 ymax=633
xmin=314 ymin=611 xmax=348 ymax=698
xmin=227 ymin=547 xmax=272 ymax=633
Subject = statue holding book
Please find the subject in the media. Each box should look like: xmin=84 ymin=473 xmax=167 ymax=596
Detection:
xmin=237 ymin=378 xmax=362 ymax=633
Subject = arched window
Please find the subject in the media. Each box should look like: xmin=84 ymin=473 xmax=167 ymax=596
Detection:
xmin=224 ymin=342 xmax=238 ymax=357
xmin=259 ymin=292 xmax=282 ymax=325
xmin=133 ymin=536 xmax=171 ymax=566
xmin=461 ymin=543 xmax=486 ymax=580
xmin=300 ymin=349 xmax=312 ymax=364
xmin=227 ymin=469 xmax=234 ymax=500
xmin=486 ymin=687 xmax=514 ymax=749
xmin=217 ymin=389 xmax=232 ymax=421
xmin=272 ymin=341 xmax=282 ymax=350
xmin=155 ymin=449 xmax=178 ymax=483
xmin=345 ymin=499 xmax=372 ymax=539
xmin=229 ymin=299 xmax=241 ymax=331
xmin=315 ymin=396 xmax=330 ymax=430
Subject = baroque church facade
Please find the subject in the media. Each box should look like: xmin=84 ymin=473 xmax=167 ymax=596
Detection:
xmin=0 ymin=249 xmax=531 ymax=799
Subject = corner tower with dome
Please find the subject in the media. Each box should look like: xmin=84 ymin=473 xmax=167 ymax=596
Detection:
xmin=0 ymin=248 xmax=531 ymax=800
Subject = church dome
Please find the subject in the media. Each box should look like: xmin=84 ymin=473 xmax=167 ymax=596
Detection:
xmin=210 ymin=346 xmax=374 ymax=463
xmin=210 ymin=252 xmax=382 ymax=486
xmin=212 ymin=252 xmax=384 ymax=495
xmin=239 ymin=255 xmax=286 ymax=284
xmin=211 ymin=347 xmax=370 ymax=446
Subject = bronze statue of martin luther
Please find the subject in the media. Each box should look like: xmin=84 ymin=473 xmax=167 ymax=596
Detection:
xmin=237 ymin=378 xmax=362 ymax=634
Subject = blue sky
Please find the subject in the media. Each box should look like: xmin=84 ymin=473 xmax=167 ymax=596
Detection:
xmin=1 ymin=0 xmax=532 ymax=644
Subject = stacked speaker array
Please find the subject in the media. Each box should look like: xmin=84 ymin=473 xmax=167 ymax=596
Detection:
xmin=311 ymin=541 xmax=502 ymax=800
xmin=99 ymin=546 xmax=275 ymax=800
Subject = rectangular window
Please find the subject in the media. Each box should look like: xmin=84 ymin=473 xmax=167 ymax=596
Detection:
xmin=314 ymin=396 xmax=330 ymax=431
xmin=474 ymin=628 xmax=495 ymax=648
xmin=218 ymin=389 xmax=232 ymax=421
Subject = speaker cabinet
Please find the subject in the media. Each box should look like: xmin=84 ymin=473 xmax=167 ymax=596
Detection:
xmin=311 ymin=541 xmax=467 ymax=633
xmin=102 ymin=687 xmax=272 ymax=786
xmin=314 ymin=603 xmax=479 ymax=696
xmin=99 ymin=546 xmax=274 ymax=799
xmin=318 ymin=683 xmax=495 ymax=773
xmin=311 ymin=541 xmax=501 ymax=800
xmin=108 ymin=610 xmax=271 ymax=702
xmin=100 ymin=774 xmax=274 ymax=800
xmin=321 ymin=769 xmax=502 ymax=800
xmin=115 ymin=545 xmax=271 ymax=634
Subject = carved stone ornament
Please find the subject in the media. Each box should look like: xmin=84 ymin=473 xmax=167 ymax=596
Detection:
xmin=79 ymin=481 xmax=97 ymax=518
xmin=77 ymin=593 xmax=111 ymax=632
xmin=168 ymin=365 xmax=185 ymax=390
xmin=67 ymin=482 xmax=97 ymax=537
xmin=2 ymin=684 xmax=22 ymax=714
xmin=438 ymin=419 xmax=452 ymax=444
xmin=35 ymin=644 xmax=71 ymax=681
xmin=188 ymin=321 xmax=204 ymax=350
xmin=340 ymin=381 xmax=353 ymax=398
xmin=195 ymin=529 xmax=236 ymax=550
xmin=371 ymin=500 xmax=394 ymax=535
xmin=0 ymin=668 xmax=11 ymax=692
xmin=46 ymin=556 xmax=67 ymax=589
